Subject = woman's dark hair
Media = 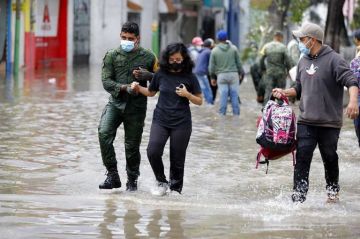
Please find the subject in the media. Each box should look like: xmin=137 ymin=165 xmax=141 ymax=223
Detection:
xmin=159 ymin=43 xmax=194 ymax=74
xmin=121 ymin=22 xmax=139 ymax=36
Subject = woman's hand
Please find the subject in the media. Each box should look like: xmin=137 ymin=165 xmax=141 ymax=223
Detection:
xmin=176 ymin=84 xmax=203 ymax=105
xmin=131 ymin=82 xmax=140 ymax=93
xmin=175 ymin=84 xmax=190 ymax=98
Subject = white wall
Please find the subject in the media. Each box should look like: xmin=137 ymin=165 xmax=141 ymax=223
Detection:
xmin=239 ymin=0 xmax=250 ymax=51
xmin=140 ymin=0 xmax=155 ymax=50
xmin=89 ymin=0 xmax=125 ymax=65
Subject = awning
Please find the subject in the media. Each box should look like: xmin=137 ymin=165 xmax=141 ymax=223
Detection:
xmin=127 ymin=0 xmax=142 ymax=11
xmin=161 ymin=0 xmax=176 ymax=13
xmin=127 ymin=0 xmax=176 ymax=13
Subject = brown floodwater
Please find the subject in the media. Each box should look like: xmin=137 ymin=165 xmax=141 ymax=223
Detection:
xmin=0 ymin=66 xmax=359 ymax=238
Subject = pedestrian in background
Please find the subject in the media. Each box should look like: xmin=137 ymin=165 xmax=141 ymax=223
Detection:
xmin=209 ymin=30 xmax=244 ymax=116
xmin=272 ymin=22 xmax=359 ymax=203
xmin=98 ymin=22 xmax=158 ymax=191
xmin=131 ymin=43 xmax=203 ymax=196
xmin=188 ymin=37 xmax=203 ymax=63
xmin=260 ymin=31 xmax=294 ymax=105
xmin=194 ymin=38 xmax=215 ymax=105
xmin=350 ymin=29 xmax=360 ymax=147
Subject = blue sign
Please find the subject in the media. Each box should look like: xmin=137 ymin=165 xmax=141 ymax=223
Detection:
xmin=203 ymin=0 xmax=223 ymax=7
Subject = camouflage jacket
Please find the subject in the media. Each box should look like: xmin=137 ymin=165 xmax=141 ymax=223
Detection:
xmin=259 ymin=41 xmax=294 ymax=75
xmin=101 ymin=46 xmax=158 ymax=111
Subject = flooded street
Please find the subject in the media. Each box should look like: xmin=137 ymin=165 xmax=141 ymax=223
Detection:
xmin=0 ymin=66 xmax=359 ymax=238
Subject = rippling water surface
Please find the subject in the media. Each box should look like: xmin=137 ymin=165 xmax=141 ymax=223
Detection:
xmin=0 ymin=67 xmax=359 ymax=238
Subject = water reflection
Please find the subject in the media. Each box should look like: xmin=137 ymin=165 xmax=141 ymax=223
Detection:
xmin=123 ymin=208 xmax=141 ymax=238
xmin=0 ymin=67 xmax=97 ymax=103
xmin=98 ymin=196 xmax=186 ymax=239
xmin=99 ymin=197 xmax=118 ymax=239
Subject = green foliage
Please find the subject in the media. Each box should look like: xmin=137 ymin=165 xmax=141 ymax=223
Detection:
xmin=241 ymin=9 xmax=268 ymax=62
xmin=289 ymin=0 xmax=310 ymax=23
xmin=351 ymin=0 xmax=360 ymax=30
xmin=250 ymin=0 xmax=272 ymax=10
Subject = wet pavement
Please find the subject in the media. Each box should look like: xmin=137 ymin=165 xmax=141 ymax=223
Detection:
xmin=0 ymin=66 xmax=359 ymax=238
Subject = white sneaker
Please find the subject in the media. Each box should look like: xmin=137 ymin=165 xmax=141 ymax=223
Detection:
xmin=326 ymin=192 xmax=339 ymax=203
xmin=151 ymin=182 xmax=168 ymax=196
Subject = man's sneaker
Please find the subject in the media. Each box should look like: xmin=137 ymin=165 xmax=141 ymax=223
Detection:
xmin=291 ymin=192 xmax=306 ymax=203
xmin=326 ymin=192 xmax=339 ymax=203
xmin=99 ymin=171 xmax=121 ymax=189
xmin=126 ymin=180 xmax=138 ymax=192
xmin=151 ymin=182 xmax=168 ymax=196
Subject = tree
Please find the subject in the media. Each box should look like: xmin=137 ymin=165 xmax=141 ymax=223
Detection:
xmin=324 ymin=0 xmax=348 ymax=52
xmin=267 ymin=0 xmax=290 ymax=31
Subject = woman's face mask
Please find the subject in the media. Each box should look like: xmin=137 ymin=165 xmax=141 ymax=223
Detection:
xmin=169 ymin=62 xmax=183 ymax=71
xmin=298 ymin=38 xmax=312 ymax=56
xmin=120 ymin=40 xmax=135 ymax=52
xmin=169 ymin=53 xmax=184 ymax=71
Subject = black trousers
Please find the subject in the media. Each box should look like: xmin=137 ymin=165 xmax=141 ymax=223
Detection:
xmin=147 ymin=123 xmax=192 ymax=193
xmin=294 ymin=124 xmax=341 ymax=197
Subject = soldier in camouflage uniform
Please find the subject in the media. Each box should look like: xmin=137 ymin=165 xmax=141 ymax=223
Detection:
xmin=98 ymin=22 xmax=158 ymax=191
xmin=260 ymin=31 xmax=294 ymax=105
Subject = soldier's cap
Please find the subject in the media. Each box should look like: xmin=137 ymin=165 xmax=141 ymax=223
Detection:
xmin=274 ymin=31 xmax=283 ymax=37
xmin=292 ymin=22 xmax=324 ymax=42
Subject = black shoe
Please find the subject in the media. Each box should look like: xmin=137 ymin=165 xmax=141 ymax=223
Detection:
xmin=291 ymin=192 xmax=306 ymax=203
xmin=99 ymin=171 xmax=121 ymax=189
xmin=126 ymin=180 xmax=137 ymax=191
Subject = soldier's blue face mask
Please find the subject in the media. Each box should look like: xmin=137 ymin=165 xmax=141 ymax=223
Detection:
xmin=298 ymin=38 xmax=312 ymax=56
xmin=120 ymin=40 xmax=135 ymax=52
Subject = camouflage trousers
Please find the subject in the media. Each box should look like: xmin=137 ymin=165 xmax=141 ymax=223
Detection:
xmin=98 ymin=102 xmax=146 ymax=181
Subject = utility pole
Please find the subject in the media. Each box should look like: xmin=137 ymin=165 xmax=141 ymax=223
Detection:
xmin=152 ymin=0 xmax=160 ymax=56
xmin=5 ymin=0 xmax=12 ymax=77
xmin=13 ymin=0 xmax=21 ymax=76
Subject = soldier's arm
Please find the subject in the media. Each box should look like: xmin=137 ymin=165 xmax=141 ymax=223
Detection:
xmin=101 ymin=52 xmax=130 ymax=97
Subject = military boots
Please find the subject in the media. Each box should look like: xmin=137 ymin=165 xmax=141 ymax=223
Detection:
xmin=99 ymin=170 xmax=121 ymax=189
xmin=126 ymin=179 xmax=138 ymax=192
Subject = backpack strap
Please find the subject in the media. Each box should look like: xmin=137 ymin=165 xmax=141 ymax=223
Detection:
xmin=256 ymin=151 xmax=261 ymax=169
xmin=265 ymin=160 xmax=269 ymax=174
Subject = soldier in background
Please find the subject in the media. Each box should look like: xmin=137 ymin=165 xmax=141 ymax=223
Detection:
xmin=260 ymin=31 xmax=294 ymax=105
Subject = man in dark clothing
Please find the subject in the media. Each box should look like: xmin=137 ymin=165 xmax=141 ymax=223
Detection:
xmin=272 ymin=22 xmax=359 ymax=203
xmin=98 ymin=22 xmax=158 ymax=191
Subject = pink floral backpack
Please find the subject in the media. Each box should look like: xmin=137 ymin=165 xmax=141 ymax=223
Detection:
xmin=256 ymin=96 xmax=297 ymax=173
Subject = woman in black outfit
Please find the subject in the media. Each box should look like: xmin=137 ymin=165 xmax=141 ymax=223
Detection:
xmin=131 ymin=43 xmax=203 ymax=195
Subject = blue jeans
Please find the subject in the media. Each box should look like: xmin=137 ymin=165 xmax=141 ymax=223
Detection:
xmin=217 ymin=72 xmax=240 ymax=115
xmin=195 ymin=74 xmax=213 ymax=104
xmin=293 ymin=124 xmax=340 ymax=200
